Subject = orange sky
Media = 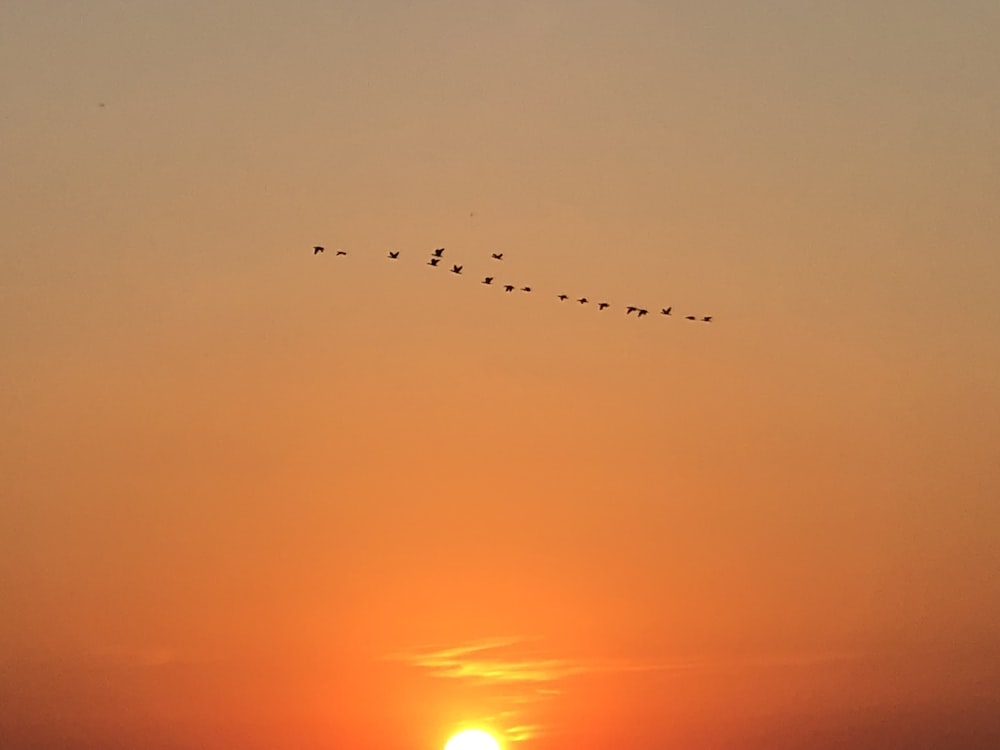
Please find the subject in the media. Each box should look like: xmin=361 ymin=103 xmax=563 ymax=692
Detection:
xmin=2 ymin=2 xmax=999 ymax=748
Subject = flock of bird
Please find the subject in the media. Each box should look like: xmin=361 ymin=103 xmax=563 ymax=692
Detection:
xmin=312 ymin=245 xmax=713 ymax=323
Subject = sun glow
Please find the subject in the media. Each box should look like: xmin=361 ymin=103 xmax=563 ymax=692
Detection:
xmin=444 ymin=728 xmax=502 ymax=750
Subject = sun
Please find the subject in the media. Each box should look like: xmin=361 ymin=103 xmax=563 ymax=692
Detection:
xmin=444 ymin=728 xmax=502 ymax=750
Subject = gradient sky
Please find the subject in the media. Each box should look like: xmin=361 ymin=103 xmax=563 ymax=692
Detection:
xmin=2 ymin=1 xmax=999 ymax=748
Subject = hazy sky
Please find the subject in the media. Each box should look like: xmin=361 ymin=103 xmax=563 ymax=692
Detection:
xmin=2 ymin=2 xmax=999 ymax=748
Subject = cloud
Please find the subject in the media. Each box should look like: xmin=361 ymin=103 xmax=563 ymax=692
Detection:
xmin=387 ymin=635 xmax=699 ymax=686
xmin=387 ymin=637 xmax=860 ymax=742
xmin=386 ymin=636 xmax=699 ymax=742
xmin=388 ymin=636 xmax=579 ymax=685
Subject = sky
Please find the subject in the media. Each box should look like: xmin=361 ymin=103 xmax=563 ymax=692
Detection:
xmin=2 ymin=1 xmax=999 ymax=748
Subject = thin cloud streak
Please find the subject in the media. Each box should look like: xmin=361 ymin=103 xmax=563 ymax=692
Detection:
xmin=387 ymin=637 xmax=862 ymax=742
xmin=389 ymin=636 xmax=858 ymax=684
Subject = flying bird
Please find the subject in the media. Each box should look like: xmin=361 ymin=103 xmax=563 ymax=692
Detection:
xmin=451 ymin=264 xmax=463 ymax=274
xmin=685 ymin=315 xmax=697 ymax=320
xmin=626 ymin=306 xmax=638 ymax=315
xmin=521 ymin=286 xmax=532 ymax=292
xmin=388 ymin=251 xmax=399 ymax=259
xmin=491 ymin=252 xmax=503 ymax=260
xmin=482 ymin=276 xmax=494 ymax=285
xmin=637 ymin=309 xmax=648 ymax=317
xmin=557 ymin=294 xmax=569 ymax=301
xmin=428 ymin=258 xmax=441 ymax=267
xmin=598 ymin=302 xmax=610 ymax=310
xmin=660 ymin=307 xmax=672 ymax=316
xmin=433 ymin=248 xmax=445 ymax=257
xmin=577 ymin=297 xmax=589 ymax=304
xmin=702 ymin=316 xmax=713 ymax=322
xmin=503 ymin=285 xmax=515 ymax=292
xmin=313 ymin=246 xmax=324 ymax=255
xmin=336 ymin=250 xmax=347 ymax=256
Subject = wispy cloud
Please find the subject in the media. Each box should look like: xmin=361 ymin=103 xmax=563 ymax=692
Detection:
xmin=387 ymin=635 xmax=697 ymax=685
xmin=386 ymin=636 xmax=695 ymax=743
xmin=387 ymin=637 xmax=860 ymax=743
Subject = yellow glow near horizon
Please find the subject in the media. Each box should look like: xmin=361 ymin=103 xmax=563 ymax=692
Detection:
xmin=444 ymin=728 xmax=502 ymax=750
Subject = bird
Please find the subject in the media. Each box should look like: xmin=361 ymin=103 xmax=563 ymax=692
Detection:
xmin=388 ymin=251 xmax=399 ymax=259
xmin=702 ymin=316 xmax=713 ymax=323
xmin=598 ymin=302 xmax=610 ymax=310
xmin=432 ymin=248 xmax=445 ymax=257
xmin=482 ymin=276 xmax=494 ymax=285
xmin=313 ymin=246 xmax=324 ymax=255
xmin=626 ymin=306 xmax=638 ymax=315
xmin=451 ymin=264 xmax=463 ymax=274
xmin=577 ymin=297 xmax=589 ymax=304
xmin=521 ymin=286 xmax=532 ymax=292
xmin=685 ymin=315 xmax=697 ymax=320
xmin=336 ymin=250 xmax=347 ymax=256
xmin=660 ymin=307 xmax=672 ymax=316
xmin=428 ymin=257 xmax=441 ymax=267
xmin=557 ymin=294 xmax=569 ymax=301
xmin=637 ymin=309 xmax=648 ymax=317
xmin=491 ymin=252 xmax=503 ymax=260
xmin=504 ymin=285 xmax=515 ymax=292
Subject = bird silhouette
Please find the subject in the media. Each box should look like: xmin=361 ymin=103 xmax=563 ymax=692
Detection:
xmin=306 ymin=245 xmax=713 ymax=329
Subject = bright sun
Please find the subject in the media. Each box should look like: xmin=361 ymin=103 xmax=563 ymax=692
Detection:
xmin=444 ymin=728 xmax=502 ymax=750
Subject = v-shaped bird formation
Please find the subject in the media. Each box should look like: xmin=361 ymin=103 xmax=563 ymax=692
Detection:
xmin=313 ymin=245 xmax=714 ymax=323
